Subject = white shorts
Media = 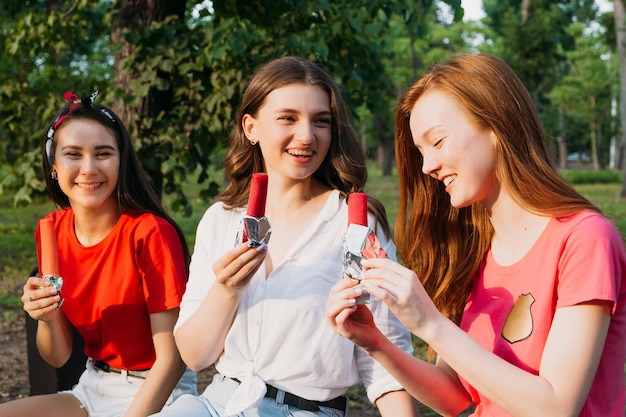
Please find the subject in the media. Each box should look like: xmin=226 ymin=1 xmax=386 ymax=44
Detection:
xmin=61 ymin=358 xmax=197 ymax=417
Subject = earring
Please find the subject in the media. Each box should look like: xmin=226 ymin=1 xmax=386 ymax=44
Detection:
xmin=51 ymin=169 xmax=58 ymax=180
xmin=249 ymin=139 xmax=258 ymax=146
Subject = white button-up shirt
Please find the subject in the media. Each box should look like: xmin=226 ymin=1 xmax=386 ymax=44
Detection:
xmin=177 ymin=190 xmax=413 ymax=414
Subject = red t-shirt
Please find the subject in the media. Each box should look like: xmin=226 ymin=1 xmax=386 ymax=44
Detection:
xmin=35 ymin=209 xmax=187 ymax=370
xmin=460 ymin=211 xmax=626 ymax=416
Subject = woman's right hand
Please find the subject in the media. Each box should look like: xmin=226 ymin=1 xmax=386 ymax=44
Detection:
xmin=22 ymin=276 xmax=62 ymax=321
xmin=212 ymin=242 xmax=267 ymax=294
xmin=175 ymin=242 xmax=268 ymax=370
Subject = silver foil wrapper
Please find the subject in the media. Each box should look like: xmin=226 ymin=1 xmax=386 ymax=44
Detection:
xmin=43 ymin=274 xmax=64 ymax=309
xmin=342 ymin=224 xmax=371 ymax=304
xmin=342 ymin=224 xmax=388 ymax=304
xmin=236 ymin=215 xmax=272 ymax=247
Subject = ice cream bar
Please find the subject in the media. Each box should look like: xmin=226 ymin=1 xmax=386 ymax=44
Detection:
xmin=236 ymin=173 xmax=272 ymax=247
xmin=40 ymin=218 xmax=59 ymax=277
xmin=39 ymin=218 xmax=64 ymax=307
xmin=348 ymin=193 xmax=368 ymax=227
xmin=247 ymin=173 xmax=268 ymax=218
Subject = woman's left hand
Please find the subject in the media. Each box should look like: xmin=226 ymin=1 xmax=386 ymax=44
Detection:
xmin=325 ymin=278 xmax=384 ymax=351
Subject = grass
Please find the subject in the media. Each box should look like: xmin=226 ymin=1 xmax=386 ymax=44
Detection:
xmin=1 ymin=167 xmax=625 ymax=416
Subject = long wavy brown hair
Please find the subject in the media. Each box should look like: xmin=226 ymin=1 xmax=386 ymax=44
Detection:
xmin=394 ymin=53 xmax=598 ymax=326
xmin=220 ymin=56 xmax=390 ymax=237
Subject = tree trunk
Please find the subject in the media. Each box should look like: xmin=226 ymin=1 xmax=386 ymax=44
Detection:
xmin=521 ymin=0 xmax=531 ymax=22
xmin=558 ymin=104 xmax=567 ymax=169
xmin=110 ymin=0 xmax=187 ymax=197
xmin=589 ymin=95 xmax=600 ymax=170
xmin=614 ymin=0 xmax=626 ymax=196
xmin=374 ymin=114 xmax=394 ymax=176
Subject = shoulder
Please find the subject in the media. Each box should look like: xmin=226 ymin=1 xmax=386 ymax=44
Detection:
xmin=117 ymin=211 xmax=178 ymax=239
xmin=555 ymin=210 xmax=622 ymax=243
xmin=45 ymin=208 xmax=72 ymax=223
xmin=551 ymin=211 xmax=626 ymax=270
xmin=200 ymin=201 xmax=244 ymax=223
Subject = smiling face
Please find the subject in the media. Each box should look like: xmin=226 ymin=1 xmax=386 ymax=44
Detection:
xmin=242 ymin=83 xmax=332 ymax=184
xmin=52 ymin=118 xmax=120 ymax=214
xmin=409 ymin=90 xmax=498 ymax=208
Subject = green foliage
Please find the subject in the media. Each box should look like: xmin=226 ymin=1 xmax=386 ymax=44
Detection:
xmin=0 ymin=0 xmax=619 ymax=216
xmin=0 ymin=1 xmax=112 ymax=204
xmin=560 ymin=169 xmax=622 ymax=184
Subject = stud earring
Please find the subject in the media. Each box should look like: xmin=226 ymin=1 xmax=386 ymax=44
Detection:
xmin=249 ymin=139 xmax=258 ymax=146
xmin=51 ymin=169 xmax=58 ymax=180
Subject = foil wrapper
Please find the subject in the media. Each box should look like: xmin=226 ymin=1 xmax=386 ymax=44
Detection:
xmin=343 ymin=224 xmax=370 ymax=281
xmin=342 ymin=224 xmax=387 ymax=304
xmin=236 ymin=215 xmax=272 ymax=247
xmin=43 ymin=274 xmax=64 ymax=309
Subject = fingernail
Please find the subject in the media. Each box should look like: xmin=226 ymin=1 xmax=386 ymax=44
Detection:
xmin=354 ymin=285 xmax=363 ymax=295
xmin=347 ymin=298 xmax=356 ymax=305
xmin=256 ymin=243 xmax=267 ymax=253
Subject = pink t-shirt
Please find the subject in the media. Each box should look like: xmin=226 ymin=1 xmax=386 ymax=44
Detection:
xmin=460 ymin=211 xmax=626 ymax=416
xmin=35 ymin=209 xmax=188 ymax=370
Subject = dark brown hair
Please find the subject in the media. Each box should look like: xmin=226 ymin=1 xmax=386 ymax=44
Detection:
xmin=42 ymin=101 xmax=191 ymax=272
xmin=220 ymin=56 xmax=390 ymax=237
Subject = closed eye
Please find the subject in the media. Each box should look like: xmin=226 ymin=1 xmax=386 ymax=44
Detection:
xmin=315 ymin=117 xmax=331 ymax=127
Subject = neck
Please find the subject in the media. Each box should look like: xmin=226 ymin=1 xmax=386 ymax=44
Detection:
xmin=487 ymin=191 xmax=550 ymax=265
xmin=72 ymin=203 xmax=122 ymax=247
xmin=265 ymin=177 xmax=331 ymax=216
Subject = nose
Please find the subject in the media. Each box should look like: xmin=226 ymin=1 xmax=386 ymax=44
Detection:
xmin=295 ymin=121 xmax=315 ymax=144
xmin=421 ymin=150 xmax=440 ymax=177
xmin=79 ymin=156 xmax=98 ymax=175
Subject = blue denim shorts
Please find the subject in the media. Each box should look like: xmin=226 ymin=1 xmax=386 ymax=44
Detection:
xmin=150 ymin=373 xmax=346 ymax=417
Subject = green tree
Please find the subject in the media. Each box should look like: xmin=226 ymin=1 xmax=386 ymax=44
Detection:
xmin=479 ymin=0 xmax=604 ymax=167
xmin=1 ymin=0 xmax=473 ymax=209
xmin=613 ymin=0 xmax=626 ymax=196
xmin=549 ymin=22 xmax=615 ymax=169
xmin=0 ymin=0 xmax=111 ymax=201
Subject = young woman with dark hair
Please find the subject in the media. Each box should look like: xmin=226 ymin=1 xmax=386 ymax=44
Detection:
xmin=0 ymin=92 xmax=196 ymax=417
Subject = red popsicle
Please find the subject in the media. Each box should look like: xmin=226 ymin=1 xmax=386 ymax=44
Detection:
xmin=247 ymin=173 xmax=268 ymax=218
xmin=40 ymin=218 xmax=59 ymax=276
xmin=348 ymin=193 xmax=368 ymax=227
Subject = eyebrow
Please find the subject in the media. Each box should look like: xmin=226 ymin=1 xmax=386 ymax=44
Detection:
xmin=60 ymin=144 xmax=118 ymax=151
xmin=418 ymin=126 xmax=439 ymax=140
xmin=274 ymin=108 xmax=332 ymax=116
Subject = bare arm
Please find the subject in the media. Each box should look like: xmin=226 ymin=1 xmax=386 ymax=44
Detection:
xmin=422 ymin=301 xmax=610 ymax=417
xmin=326 ymin=278 xmax=470 ymax=416
xmin=23 ymin=276 xmax=73 ymax=368
xmin=375 ymin=389 xmax=421 ymax=417
xmin=175 ymin=243 xmax=266 ymax=371
xmin=123 ymin=308 xmax=186 ymax=417
xmin=361 ymin=258 xmax=612 ymax=417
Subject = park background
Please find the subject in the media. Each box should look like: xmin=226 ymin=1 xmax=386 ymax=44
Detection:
xmin=1 ymin=0 xmax=626 ymax=416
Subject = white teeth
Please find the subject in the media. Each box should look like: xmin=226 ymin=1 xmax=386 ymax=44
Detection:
xmin=78 ymin=183 xmax=101 ymax=189
xmin=443 ymin=176 xmax=456 ymax=186
xmin=288 ymin=149 xmax=313 ymax=156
